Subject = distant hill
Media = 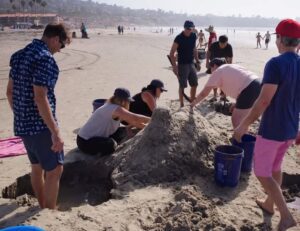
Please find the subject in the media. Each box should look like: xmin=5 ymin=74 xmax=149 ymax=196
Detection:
xmin=0 ymin=0 xmax=288 ymax=28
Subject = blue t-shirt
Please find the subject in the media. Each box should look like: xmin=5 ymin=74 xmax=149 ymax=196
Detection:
xmin=258 ymin=52 xmax=300 ymax=141
xmin=174 ymin=32 xmax=197 ymax=64
xmin=9 ymin=39 xmax=59 ymax=136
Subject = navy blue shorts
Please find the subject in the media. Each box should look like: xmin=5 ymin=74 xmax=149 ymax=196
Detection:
xmin=21 ymin=130 xmax=64 ymax=171
xmin=236 ymin=79 xmax=261 ymax=109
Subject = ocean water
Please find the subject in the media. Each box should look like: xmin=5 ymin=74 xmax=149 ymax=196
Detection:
xmin=136 ymin=26 xmax=277 ymax=49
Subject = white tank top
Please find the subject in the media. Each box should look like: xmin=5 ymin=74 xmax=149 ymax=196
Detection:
xmin=78 ymin=103 xmax=120 ymax=140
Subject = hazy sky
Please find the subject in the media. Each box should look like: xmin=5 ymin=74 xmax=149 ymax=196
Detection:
xmin=92 ymin=0 xmax=299 ymax=19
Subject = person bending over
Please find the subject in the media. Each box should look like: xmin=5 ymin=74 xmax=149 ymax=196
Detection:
xmin=191 ymin=58 xmax=261 ymax=128
xmin=77 ymin=88 xmax=150 ymax=155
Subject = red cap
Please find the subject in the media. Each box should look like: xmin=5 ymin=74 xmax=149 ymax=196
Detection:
xmin=275 ymin=19 xmax=300 ymax=39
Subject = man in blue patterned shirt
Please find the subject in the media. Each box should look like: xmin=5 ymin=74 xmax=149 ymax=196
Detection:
xmin=6 ymin=23 xmax=70 ymax=209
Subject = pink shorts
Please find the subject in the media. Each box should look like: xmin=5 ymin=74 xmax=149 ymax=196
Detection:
xmin=253 ymin=135 xmax=293 ymax=177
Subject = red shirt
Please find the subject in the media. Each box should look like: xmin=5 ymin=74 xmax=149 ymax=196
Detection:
xmin=208 ymin=32 xmax=217 ymax=48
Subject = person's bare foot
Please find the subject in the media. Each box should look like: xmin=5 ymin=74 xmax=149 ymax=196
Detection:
xmin=256 ymin=199 xmax=274 ymax=215
xmin=277 ymin=216 xmax=297 ymax=231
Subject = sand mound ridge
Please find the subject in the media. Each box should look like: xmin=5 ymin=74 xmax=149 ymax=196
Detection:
xmin=111 ymin=106 xmax=226 ymax=190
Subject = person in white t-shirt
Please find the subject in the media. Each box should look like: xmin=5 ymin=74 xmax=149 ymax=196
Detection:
xmin=191 ymin=58 xmax=261 ymax=128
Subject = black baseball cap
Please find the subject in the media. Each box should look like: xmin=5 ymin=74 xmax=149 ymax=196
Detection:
xmin=184 ymin=20 xmax=195 ymax=29
xmin=150 ymin=79 xmax=167 ymax=92
xmin=210 ymin=58 xmax=227 ymax=67
xmin=113 ymin=88 xmax=134 ymax=102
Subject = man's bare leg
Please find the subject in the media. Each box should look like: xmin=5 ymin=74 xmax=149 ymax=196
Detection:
xmin=31 ymin=164 xmax=46 ymax=208
xmin=257 ymin=176 xmax=296 ymax=231
xmin=44 ymin=165 xmax=63 ymax=209
xmin=190 ymin=86 xmax=197 ymax=102
xmin=179 ymin=87 xmax=184 ymax=107
xmin=256 ymin=171 xmax=283 ymax=215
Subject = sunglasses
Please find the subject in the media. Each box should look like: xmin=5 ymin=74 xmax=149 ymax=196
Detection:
xmin=59 ymin=39 xmax=65 ymax=49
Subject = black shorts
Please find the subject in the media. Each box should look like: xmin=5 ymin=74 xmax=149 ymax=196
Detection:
xmin=265 ymin=39 xmax=270 ymax=44
xmin=236 ymin=79 xmax=261 ymax=109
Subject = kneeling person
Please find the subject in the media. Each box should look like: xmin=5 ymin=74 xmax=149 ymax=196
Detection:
xmin=77 ymin=88 xmax=150 ymax=155
xmin=130 ymin=79 xmax=167 ymax=117
xmin=191 ymin=58 xmax=261 ymax=128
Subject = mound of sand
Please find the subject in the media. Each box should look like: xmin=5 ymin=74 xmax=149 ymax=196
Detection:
xmin=111 ymin=106 xmax=228 ymax=190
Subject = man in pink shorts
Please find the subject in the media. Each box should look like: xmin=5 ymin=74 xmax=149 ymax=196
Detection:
xmin=234 ymin=19 xmax=300 ymax=230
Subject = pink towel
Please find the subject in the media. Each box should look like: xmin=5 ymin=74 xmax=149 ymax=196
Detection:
xmin=0 ymin=137 xmax=27 ymax=158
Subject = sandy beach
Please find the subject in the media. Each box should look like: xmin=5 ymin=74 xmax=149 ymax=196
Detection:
xmin=0 ymin=28 xmax=299 ymax=230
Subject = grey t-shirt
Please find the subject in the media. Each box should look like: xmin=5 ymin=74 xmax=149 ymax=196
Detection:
xmin=78 ymin=103 xmax=120 ymax=140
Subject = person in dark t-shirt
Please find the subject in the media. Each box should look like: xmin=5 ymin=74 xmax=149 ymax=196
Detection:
xmin=169 ymin=20 xmax=200 ymax=107
xmin=206 ymin=35 xmax=233 ymax=100
xmin=234 ymin=19 xmax=300 ymax=230
xmin=130 ymin=79 xmax=167 ymax=117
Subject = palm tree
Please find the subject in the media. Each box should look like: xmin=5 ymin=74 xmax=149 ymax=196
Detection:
xmin=20 ymin=0 xmax=26 ymax=22
xmin=12 ymin=4 xmax=17 ymax=12
xmin=41 ymin=1 xmax=47 ymax=15
xmin=28 ymin=1 xmax=34 ymax=13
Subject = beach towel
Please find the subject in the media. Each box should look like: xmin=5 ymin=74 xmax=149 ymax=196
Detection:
xmin=0 ymin=137 xmax=27 ymax=158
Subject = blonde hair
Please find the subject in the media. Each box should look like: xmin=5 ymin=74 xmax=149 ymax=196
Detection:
xmin=108 ymin=96 xmax=130 ymax=110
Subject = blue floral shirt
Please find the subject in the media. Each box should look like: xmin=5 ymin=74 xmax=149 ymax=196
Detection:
xmin=9 ymin=39 xmax=59 ymax=136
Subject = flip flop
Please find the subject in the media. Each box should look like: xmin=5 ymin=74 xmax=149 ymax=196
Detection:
xmin=255 ymin=200 xmax=274 ymax=216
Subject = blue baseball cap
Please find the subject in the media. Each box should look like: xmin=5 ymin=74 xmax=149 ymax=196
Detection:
xmin=184 ymin=20 xmax=195 ymax=29
xmin=150 ymin=79 xmax=167 ymax=92
xmin=114 ymin=88 xmax=134 ymax=102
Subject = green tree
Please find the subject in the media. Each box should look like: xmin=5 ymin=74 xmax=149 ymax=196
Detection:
xmin=28 ymin=1 xmax=34 ymax=13
xmin=41 ymin=1 xmax=47 ymax=15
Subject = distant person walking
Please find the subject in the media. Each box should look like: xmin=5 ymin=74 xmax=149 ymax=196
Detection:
xmin=6 ymin=23 xmax=71 ymax=210
xmin=169 ymin=20 xmax=200 ymax=107
xmin=81 ymin=22 xmax=88 ymax=38
xmin=234 ymin=19 xmax=300 ymax=231
xmin=263 ymin=31 xmax=271 ymax=49
xmin=197 ymin=29 xmax=206 ymax=48
xmin=256 ymin=32 xmax=263 ymax=48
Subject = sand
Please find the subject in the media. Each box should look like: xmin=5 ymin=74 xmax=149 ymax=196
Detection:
xmin=0 ymin=28 xmax=299 ymax=230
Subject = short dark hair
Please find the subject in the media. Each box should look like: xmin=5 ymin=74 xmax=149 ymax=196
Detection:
xmin=219 ymin=35 xmax=228 ymax=43
xmin=43 ymin=23 xmax=71 ymax=44
xmin=280 ymin=36 xmax=300 ymax=47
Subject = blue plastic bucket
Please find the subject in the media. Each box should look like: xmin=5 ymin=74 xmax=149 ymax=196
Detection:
xmin=214 ymin=145 xmax=244 ymax=187
xmin=1 ymin=226 xmax=45 ymax=231
xmin=92 ymin=99 xmax=106 ymax=112
xmin=232 ymin=134 xmax=256 ymax=172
